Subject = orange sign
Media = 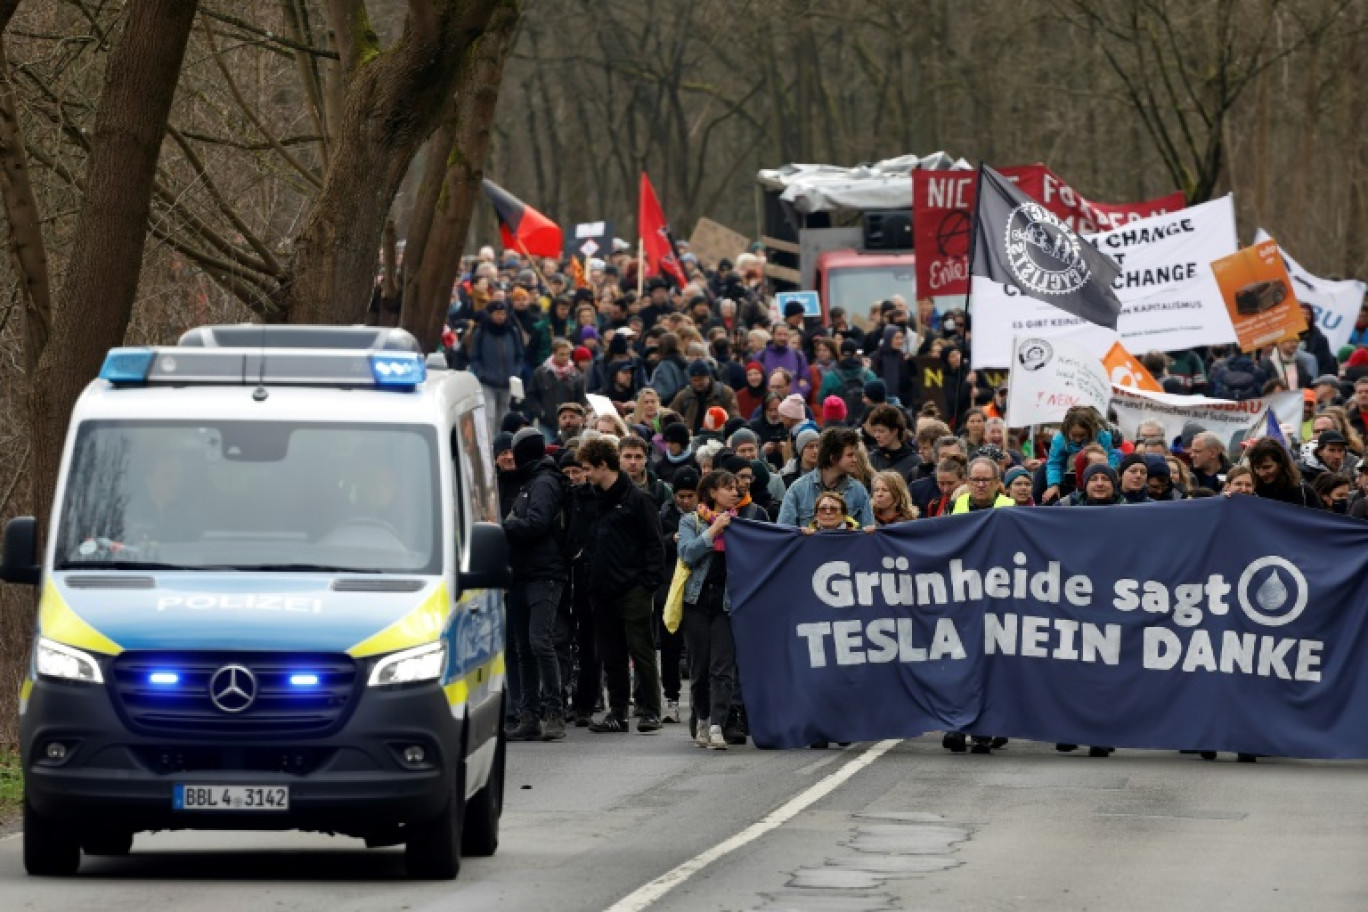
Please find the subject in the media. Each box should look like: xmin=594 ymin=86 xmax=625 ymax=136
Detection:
xmin=1211 ymin=239 xmax=1306 ymax=352
xmin=1102 ymin=342 xmax=1163 ymax=392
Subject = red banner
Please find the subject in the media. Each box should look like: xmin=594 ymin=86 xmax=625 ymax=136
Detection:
xmin=914 ymin=166 xmax=1186 ymax=298
xmin=639 ymin=172 xmax=688 ymax=288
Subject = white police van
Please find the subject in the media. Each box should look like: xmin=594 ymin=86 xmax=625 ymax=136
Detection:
xmin=0 ymin=325 xmax=510 ymax=879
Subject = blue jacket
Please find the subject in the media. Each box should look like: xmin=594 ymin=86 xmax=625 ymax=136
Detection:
xmin=776 ymin=469 xmax=875 ymax=528
xmin=1045 ymin=429 xmax=1118 ymax=486
xmin=676 ymin=511 xmax=729 ymax=609
xmin=468 ymin=318 xmax=525 ymax=389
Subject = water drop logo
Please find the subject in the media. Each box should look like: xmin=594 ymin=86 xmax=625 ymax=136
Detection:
xmin=1237 ymin=556 xmax=1308 ymax=627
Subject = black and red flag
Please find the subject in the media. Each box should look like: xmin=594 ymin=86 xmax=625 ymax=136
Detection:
xmin=639 ymin=172 xmax=688 ymax=288
xmin=482 ymin=179 xmax=563 ymax=260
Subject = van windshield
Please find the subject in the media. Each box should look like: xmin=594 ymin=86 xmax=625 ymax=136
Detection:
xmin=827 ymin=265 xmax=918 ymax=318
xmin=56 ymin=421 xmax=441 ymax=574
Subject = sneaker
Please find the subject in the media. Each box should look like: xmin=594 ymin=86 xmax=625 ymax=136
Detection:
xmin=1088 ymin=746 xmax=1114 ymax=758
xmin=942 ymin=732 xmax=966 ymax=753
xmin=1055 ymin=743 xmax=1079 ymax=753
xmin=1199 ymin=751 xmax=1217 ymax=761
xmin=506 ymin=711 xmax=543 ymax=742
xmin=722 ymin=707 xmax=747 ymax=745
xmin=662 ymin=700 xmax=681 ymax=723
xmin=1237 ymin=753 xmax=1258 ymax=763
xmin=990 ymin=737 xmax=1009 ymax=749
xmin=695 ymin=721 xmax=711 ymax=748
xmin=707 ymin=724 xmax=727 ymax=750
xmin=588 ymin=713 xmax=628 ymax=733
xmin=542 ymin=711 xmax=566 ymax=741
xmin=637 ymin=713 xmax=662 ymax=733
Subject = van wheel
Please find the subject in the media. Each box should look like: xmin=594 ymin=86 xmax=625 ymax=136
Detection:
xmin=462 ymin=727 xmax=505 ymax=857
xmin=405 ymin=767 xmax=464 ymax=879
xmin=24 ymin=798 xmax=81 ymax=876
xmin=83 ymin=830 xmax=134 ymax=856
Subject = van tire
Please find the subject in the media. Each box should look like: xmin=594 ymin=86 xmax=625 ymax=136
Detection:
xmin=404 ymin=763 xmax=464 ymax=879
xmin=462 ymin=726 xmax=505 ymax=857
xmin=24 ymin=798 xmax=81 ymax=876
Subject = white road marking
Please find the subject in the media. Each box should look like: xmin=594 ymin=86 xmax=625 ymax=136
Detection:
xmin=602 ymin=739 xmax=900 ymax=912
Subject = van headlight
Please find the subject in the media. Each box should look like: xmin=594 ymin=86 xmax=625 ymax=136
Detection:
xmin=35 ymin=637 xmax=105 ymax=684
xmin=367 ymin=641 xmax=446 ymax=687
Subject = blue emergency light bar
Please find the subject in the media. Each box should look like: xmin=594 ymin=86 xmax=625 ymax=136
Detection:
xmin=98 ymin=347 xmax=426 ymax=391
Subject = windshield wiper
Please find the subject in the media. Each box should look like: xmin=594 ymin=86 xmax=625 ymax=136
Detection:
xmin=59 ymin=560 xmax=219 ymax=572
xmin=231 ymin=563 xmax=382 ymax=574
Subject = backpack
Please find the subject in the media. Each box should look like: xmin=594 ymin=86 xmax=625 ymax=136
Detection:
xmin=838 ymin=371 xmax=866 ymax=425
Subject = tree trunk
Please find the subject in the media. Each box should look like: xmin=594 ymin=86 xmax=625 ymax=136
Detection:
xmin=27 ymin=0 xmax=200 ymax=532
xmin=400 ymin=0 xmax=519 ymax=352
xmin=281 ymin=0 xmax=514 ymax=328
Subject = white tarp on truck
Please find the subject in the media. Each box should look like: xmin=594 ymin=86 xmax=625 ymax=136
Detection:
xmin=756 ymin=153 xmax=968 ymax=215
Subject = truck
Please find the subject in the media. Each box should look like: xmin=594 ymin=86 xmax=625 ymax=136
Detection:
xmin=755 ymin=153 xmax=963 ymax=324
xmin=0 ymin=324 xmax=510 ymax=879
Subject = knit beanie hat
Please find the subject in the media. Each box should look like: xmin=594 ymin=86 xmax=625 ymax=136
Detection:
xmin=1119 ymin=453 xmax=1147 ymax=477
xmin=672 ymin=467 xmax=700 ymax=492
xmin=663 ymin=422 xmax=691 ymax=446
xmin=728 ymin=428 xmax=760 ymax=449
xmin=512 ymin=427 xmax=546 ymax=469
xmin=863 ymin=379 xmax=887 ymax=403
xmin=721 ymin=454 xmax=751 ymax=474
xmin=493 ymin=431 xmax=515 ymax=458
xmin=500 ymin=411 xmax=530 ymax=434
xmin=1143 ymin=453 xmax=1171 ymax=478
xmin=792 ymin=428 xmax=820 ymax=456
xmin=704 ymin=406 xmax=730 ymax=431
xmin=778 ymin=393 xmax=807 ymax=421
xmin=1081 ymin=462 xmax=1118 ymax=489
xmin=1003 ymin=466 xmax=1030 ymax=487
xmin=572 ymin=346 xmax=593 ymax=363
xmin=688 ymin=359 xmax=712 ymax=377
xmin=822 ymin=395 xmax=848 ymax=423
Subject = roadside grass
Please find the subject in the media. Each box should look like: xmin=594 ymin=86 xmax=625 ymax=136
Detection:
xmin=0 ymin=746 xmax=20 ymax=818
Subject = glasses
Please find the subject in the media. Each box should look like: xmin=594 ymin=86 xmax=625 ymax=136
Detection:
xmin=968 ymin=477 xmax=995 ymax=485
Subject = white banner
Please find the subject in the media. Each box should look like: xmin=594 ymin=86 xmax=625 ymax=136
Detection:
xmin=972 ymin=196 xmax=1240 ymax=367
xmin=1254 ymin=228 xmax=1365 ymax=354
xmin=1110 ymin=386 xmax=1303 ymax=451
xmin=1006 ymin=336 xmax=1112 ymax=427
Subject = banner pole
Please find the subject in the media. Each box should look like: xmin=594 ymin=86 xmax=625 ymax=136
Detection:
xmin=637 ymin=237 xmax=646 ymax=300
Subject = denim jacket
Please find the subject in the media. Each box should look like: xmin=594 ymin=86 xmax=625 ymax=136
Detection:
xmin=676 ymin=511 xmax=730 ymax=609
xmin=776 ymin=470 xmax=874 ymax=528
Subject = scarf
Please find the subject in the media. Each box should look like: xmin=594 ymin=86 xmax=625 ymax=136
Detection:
xmin=665 ymin=445 xmax=694 ymax=465
xmin=696 ymin=503 xmax=736 ymax=551
xmin=543 ymin=355 xmax=577 ymax=381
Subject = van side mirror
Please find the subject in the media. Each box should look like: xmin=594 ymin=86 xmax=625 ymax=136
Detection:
xmin=0 ymin=517 xmax=40 ymax=585
xmin=458 ymin=522 xmax=510 ymax=591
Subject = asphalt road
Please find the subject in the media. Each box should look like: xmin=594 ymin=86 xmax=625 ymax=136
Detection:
xmin=3 ymin=727 xmax=1368 ymax=911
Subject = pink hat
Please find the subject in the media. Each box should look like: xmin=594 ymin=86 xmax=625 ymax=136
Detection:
xmin=777 ymin=393 xmax=807 ymax=421
xmin=822 ymin=395 xmax=848 ymax=422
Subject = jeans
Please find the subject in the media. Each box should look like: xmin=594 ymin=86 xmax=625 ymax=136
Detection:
xmin=682 ymin=581 xmax=736 ymax=728
xmin=594 ymin=586 xmax=661 ymax=718
xmin=508 ymin=578 xmax=565 ymax=716
xmin=482 ymin=386 xmax=511 ymax=440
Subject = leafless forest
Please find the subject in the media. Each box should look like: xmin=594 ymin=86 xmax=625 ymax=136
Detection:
xmin=0 ymin=0 xmax=1366 ymax=738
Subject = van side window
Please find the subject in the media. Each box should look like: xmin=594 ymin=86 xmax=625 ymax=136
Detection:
xmin=456 ymin=411 xmax=499 ymax=525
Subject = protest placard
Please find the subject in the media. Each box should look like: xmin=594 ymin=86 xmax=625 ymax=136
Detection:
xmin=1005 ymin=336 xmax=1112 ymax=427
xmin=1211 ymin=239 xmax=1306 ymax=352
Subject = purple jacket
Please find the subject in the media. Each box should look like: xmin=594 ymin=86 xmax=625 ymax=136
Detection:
xmin=758 ymin=343 xmax=811 ymax=398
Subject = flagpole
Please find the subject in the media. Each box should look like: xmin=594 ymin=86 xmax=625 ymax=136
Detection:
xmin=515 ymin=239 xmax=553 ymax=298
xmin=637 ymin=237 xmax=646 ymax=300
xmin=963 ymin=161 xmax=986 ymax=330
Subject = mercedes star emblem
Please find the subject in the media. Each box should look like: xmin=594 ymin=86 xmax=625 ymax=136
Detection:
xmin=209 ymin=664 xmax=257 ymax=713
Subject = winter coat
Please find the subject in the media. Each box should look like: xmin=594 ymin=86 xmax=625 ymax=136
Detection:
xmin=670 ymin=380 xmax=740 ymax=432
xmin=468 ymin=317 xmax=525 ymax=389
xmin=1045 ymin=429 xmax=1119 ymax=486
xmin=1208 ymin=353 xmax=1270 ymax=401
xmin=501 ymin=457 xmax=568 ymax=581
xmin=587 ymin=472 xmax=666 ymax=599
xmin=870 ymin=441 xmax=921 ymax=481
xmin=527 ymin=362 xmax=588 ymax=428
xmin=758 ymin=344 xmax=812 ymax=399
xmin=649 ymin=355 xmax=690 ymax=406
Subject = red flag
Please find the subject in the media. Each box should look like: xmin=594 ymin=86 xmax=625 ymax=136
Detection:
xmin=639 ymin=172 xmax=687 ymax=288
xmin=483 ymin=179 xmax=563 ymax=260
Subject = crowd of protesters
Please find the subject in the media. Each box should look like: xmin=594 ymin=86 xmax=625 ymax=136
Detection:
xmin=453 ymin=238 xmax=1368 ymax=755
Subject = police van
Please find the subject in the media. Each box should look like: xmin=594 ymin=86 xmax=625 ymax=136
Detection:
xmin=0 ymin=325 xmax=510 ymax=879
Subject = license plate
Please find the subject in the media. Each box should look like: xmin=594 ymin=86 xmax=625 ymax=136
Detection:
xmin=174 ymin=784 xmax=290 ymax=811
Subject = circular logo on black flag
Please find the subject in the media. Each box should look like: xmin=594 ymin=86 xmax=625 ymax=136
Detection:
xmin=1004 ymin=202 xmax=1090 ymax=296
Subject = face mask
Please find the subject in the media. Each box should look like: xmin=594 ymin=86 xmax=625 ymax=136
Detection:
xmin=1332 ymin=499 xmax=1349 ymax=514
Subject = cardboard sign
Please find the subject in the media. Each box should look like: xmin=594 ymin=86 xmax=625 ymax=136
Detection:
xmin=1211 ymin=239 xmax=1306 ymax=352
xmin=1102 ymin=342 xmax=1163 ymax=392
xmin=688 ymin=217 xmax=750 ymax=270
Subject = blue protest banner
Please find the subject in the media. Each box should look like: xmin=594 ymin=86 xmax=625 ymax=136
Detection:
xmin=725 ymin=497 xmax=1368 ymax=757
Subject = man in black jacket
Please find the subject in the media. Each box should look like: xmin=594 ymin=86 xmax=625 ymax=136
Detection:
xmin=865 ymin=404 xmax=922 ymax=483
xmin=502 ymin=428 xmax=570 ymax=741
xmin=578 ymin=436 xmax=667 ymax=733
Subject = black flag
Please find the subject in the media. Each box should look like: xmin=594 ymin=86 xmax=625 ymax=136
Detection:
xmin=970 ymin=164 xmax=1123 ymax=330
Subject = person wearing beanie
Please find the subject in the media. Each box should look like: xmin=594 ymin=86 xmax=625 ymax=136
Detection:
xmin=821 ymin=395 xmax=848 ymax=427
xmin=720 ymin=454 xmax=770 ymax=522
xmin=736 ymin=360 xmax=768 ymax=419
xmin=777 ymin=393 xmax=818 ymax=439
xmin=527 ymin=337 xmax=590 ymax=440
xmin=727 ymin=427 xmax=760 ymax=455
xmin=500 ymin=410 xmax=531 ymax=435
xmin=781 ymin=427 xmax=822 ymax=489
xmin=468 ymin=292 xmax=526 ymax=438
xmin=1058 ymin=462 xmax=1123 ymax=507
xmin=1117 ymin=453 xmax=1152 ymax=504
xmin=657 ymin=421 xmax=699 ymax=486
xmin=704 ymin=406 xmax=730 ymax=433
xmin=494 ymin=431 xmax=520 ymax=517
xmin=670 ymin=358 xmax=741 ymax=436
xmin=502 ymin=427 xmax=572 ymax=741
xmin=1003 ymin=465 xmax=1034 ymax=506
xmin=1143 ymin=453 xmax=1181 ymax=501
xmin=864 ymin=378 xmax=888 ymax=405
xmin=817 ymin=337 xmax=877 ymax=423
